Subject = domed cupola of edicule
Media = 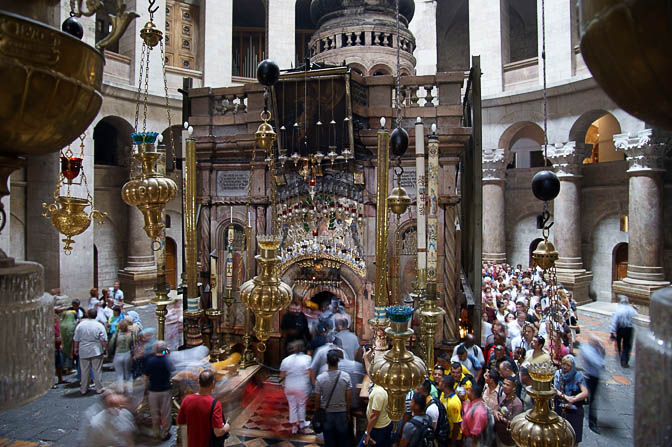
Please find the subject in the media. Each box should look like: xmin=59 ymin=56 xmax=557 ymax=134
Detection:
xmin=308 ymin=0 xmax=416 ymax=76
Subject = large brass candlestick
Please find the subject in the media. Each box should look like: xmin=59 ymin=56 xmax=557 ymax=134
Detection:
xmin=370 ymin=306 xmax=427 ymax=421
xmin=509 ymin=362 xmax=575 ymax=446
xmin=420 ymin=294 xmax=444 ymax=372
xmin=370 ymin=125 xmax=391 ymax=349
xmin=240 ymin=235 xmax=292 ymax=352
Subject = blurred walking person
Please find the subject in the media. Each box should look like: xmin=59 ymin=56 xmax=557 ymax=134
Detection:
xmin=610 ymin=294 xmax=636 ymax=368
xmin=143 ymin=340 xmax=174 ymax=441
xmin=579 ymin=335 xmax=605 ymax=434
xmin=73 ymin=309 xmax=107 ymax=395
xmin=314 ymin=350 xmax=352 ymax=447
xmin=108 ymin=320 xmax=135 ymax=392
xmin=280 ymin=340 xmax=312 ymax=434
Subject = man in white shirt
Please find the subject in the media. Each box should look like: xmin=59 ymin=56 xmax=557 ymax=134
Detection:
xmin=109 ymin=281 xmax=124 ymax=308
xmin=73 ymin=309 xmax=108 ymax=395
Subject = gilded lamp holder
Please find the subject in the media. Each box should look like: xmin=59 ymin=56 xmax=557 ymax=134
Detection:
xmin=42 ymin=195 xmax=106 ymax=255
xmin=121 ymin=132 xmax=178 ymax=249
xmin=239 ymin=235 xmax=292 ymax=352
xmin=509 ymin=361 xmax=575 ymax=446
xmin=388 ymin=167 xmax=412 ymax=216
xmin=370 ymin=306 xmax=427 ymax=421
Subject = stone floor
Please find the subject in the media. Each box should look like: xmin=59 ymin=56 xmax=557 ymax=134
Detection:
xmin=0 ymin=304 xmax=635 ymax=446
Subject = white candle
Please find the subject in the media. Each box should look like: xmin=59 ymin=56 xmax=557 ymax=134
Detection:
xmin=415 ymin=117 xmax=427 ymax=271
xmin=210 ymin=255 xmax=218 ymax=309
xmin=230 ymin=206 xmax=233 ymax=224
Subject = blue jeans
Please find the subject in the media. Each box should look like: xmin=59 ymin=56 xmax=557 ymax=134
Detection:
xmin=370 ymin=422 xmax=393 ymax=447
xmin=323 ymin=411 xmax=348 ymax=447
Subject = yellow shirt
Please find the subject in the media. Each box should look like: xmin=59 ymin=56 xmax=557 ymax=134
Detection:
xmin=444 ymin=392 xmax=463 ymax=440
xmin=367 ymin=384 xmax=392 ymax=429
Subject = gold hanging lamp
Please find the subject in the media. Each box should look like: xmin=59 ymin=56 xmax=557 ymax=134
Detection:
xmin=121 ymin=3 xmax=178 ymax=249
xmin=42 ymin=134 xmax=107 ymax=254
xmin=388 ymin=167 xmax=412 ymax=216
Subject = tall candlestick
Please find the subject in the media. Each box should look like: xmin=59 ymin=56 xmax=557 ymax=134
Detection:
xmin=230 ymin=206 xmax=233 ymax=224
xmin=226 ymin=226 xmax=234 ymax=298
xmin=184 ymin=137 xmax=199 ymax=311
xmin=210 ymin=254 xmax=218 ymax=309
xmin=427 ymin=131 xmax=439 ymax=297
xmin=415 ymin=118 xmax=427 ymax=285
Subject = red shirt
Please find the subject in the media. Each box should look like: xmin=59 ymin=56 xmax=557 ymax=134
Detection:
xmin=177 ymin=394 xmax=224 ymax=447
xmin=461 ymin=398 xmax=488 ymax=437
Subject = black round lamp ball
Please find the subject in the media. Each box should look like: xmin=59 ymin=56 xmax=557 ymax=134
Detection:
xmin=62 ymin=16 xmax=84 ymax=40
xmin=531 ymin=170 xmax=560 ymax=201
xmin=390 ymin=127 xmax=409 ymax=157
xmin=256 ymin=59 xmax=280 ymax=86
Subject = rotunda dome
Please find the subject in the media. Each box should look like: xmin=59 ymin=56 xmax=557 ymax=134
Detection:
xmin=310 ymin=0 xmax=415 ymax=26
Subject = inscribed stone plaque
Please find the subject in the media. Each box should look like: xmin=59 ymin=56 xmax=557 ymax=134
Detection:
xmin=399 ymin=167 xmax=416 ymax=198
xmin=216 ymin=171 xmax=250 ymax=196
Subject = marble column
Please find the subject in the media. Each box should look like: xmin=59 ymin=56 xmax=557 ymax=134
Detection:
xmin=118 ymin=207 xmax=157 ymax=305
xmin=266 ymin=0 xmax=295 ymax=70
xmin=482 ymin=148 xmax=507 ymax=264
xmin=547 ymin=142 xmax=593 ymax=304
xmin=202 ymin=0 xmax=233 ymax=87
xmin=612 ymin=129 xmax=670 ymax=313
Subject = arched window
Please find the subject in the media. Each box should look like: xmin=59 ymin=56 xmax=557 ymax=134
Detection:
xmin=502 ymin=0 xmax=538 ymax=64
xmin=437 ymin=0 xmax=470 ymax=71
xmin=295 ymin=0 xmax=317 ymax=66
xmin=93 ymin=117 xmax=134 ymax=167
xmin=233 ymin=0 xmax=266 ymax=79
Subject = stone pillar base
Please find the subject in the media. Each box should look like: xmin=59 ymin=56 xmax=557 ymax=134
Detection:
xmin=612 ymin=278 xmax=670 ymax=315
xmin=482 ymin=252 xmax=507 ymax=264
xmin=118 ymin=268 xmax=157 ymax=306
xmin=0 ymin=254 xmax=53 ymax=411
xmin=556 ymin=268 xmax=593 ymax=305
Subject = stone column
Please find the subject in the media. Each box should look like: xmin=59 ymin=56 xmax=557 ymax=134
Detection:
xmin=547 ymin=142 xmax=593 ymax=304
xmin=469 ymin=0 xmax=505 ymax=93
xmin=409 ymin=0 xmax=437 ymax=76
xmin=118 ymin=207 xmax=157 ymax=305
xmin=612 ymin=130 xmax=670 ymax=312
xmin=482 ymin=148 xmax=507 ymax=263
xmin=267 ymin=0 xmax=295 ymax=70
xmin=202 ymin=0 xmax=233 ymax=87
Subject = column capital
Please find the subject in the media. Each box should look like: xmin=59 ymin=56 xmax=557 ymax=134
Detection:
xmin=482 ymin=148 xmax=506 ymax=182
xmin=614 ymin=129 xmax=671 ymax=172
xmin=547 ymin=141 xmax=582 ymax=177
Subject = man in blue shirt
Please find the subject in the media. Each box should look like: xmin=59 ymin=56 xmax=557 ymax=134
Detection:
xmin=610 ymin=294 xmax=636 ymax=368
xmin=143 ymin=341 xmax=174 ymax=440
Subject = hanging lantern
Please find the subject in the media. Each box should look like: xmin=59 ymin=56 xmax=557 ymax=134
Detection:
xmin=122 ymin=134 xmax=178 ymax=247
xmin=255 ymin=110 xmax=276 ymax=152
xmin=240 ymin=235 xmax=292 ymax=351
xmin=532 ymin=237 xmax=559 ymax=270
xmin=43 ymin=134 xmax=107 ymax=254
xmin=388 ymin=168 xmax=411 ymax=216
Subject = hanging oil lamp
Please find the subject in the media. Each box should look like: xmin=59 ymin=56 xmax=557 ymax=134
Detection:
xmin=42 ymin=134 xmax=107 ymax=254
xmin=388 ymin=167 xmax=412 ymax=216
xmin=120 ymin=7 xmax=178 ymax=249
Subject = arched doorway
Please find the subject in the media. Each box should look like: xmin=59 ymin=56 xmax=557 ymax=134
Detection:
xmin=93 ymin=116 xmax=133 ymax=167
xmin=166 ymin=237 xmax=178 ymax=289
xmin=569 ymin=110 xmax=623 ymax=164
xmin=613 ymin=242 xmax=628 ymax=282
xmin=529 ymin=238 xmax=543 ymax=268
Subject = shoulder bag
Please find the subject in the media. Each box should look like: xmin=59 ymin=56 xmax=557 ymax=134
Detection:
xmin=209 ymin=398 xmax=229 ymax=447
xmin=311 ymin=371 xmax=341 ymax=434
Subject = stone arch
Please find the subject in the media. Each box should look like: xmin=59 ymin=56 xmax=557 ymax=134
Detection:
xmin=498 ymin=121 xmax=544 ymax=168
xmin=348 ymin=62 xmax=367 ymax=77
xmin=369 ymin=64 xmax=393 ymax=76
xmin=393 ymin=218 xmax=418 ymax=302
xmin=214 ymin=218 xmax=249 ymax=294
xmin=569 ymin=110 xmax=623 ymax=164
xmin=93 ymin=116 xmax=134 ymax=167
xmin=588 ymin=213 xmax=628 ymax=301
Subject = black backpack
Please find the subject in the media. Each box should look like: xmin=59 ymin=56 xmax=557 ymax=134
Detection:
xmin=429 ymin=397 xmax=450 ymax=444
xmin=408 ymin=415 xmax=436 ymax=447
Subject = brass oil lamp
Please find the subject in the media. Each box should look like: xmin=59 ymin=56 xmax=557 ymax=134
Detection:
xmin=509 ymin=361 xmax=575 ymax=446
xmin=388 ymin=167 xmax=412 ymax=217
xmin=531 ymin=237 xmax=559 ymax=270
xmin=239 ymin=235 xmax=292 ymax=352
xmin=369 ymin=305 xmax=427 ymax=421
xmin=121 ymin=134 xmax=178 ymax=248
xmin=42 ymin=134 xmax=107 ymax=254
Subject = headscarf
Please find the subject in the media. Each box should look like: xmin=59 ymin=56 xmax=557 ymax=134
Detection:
xmin=554 ymin=354 xmax=584 ymax=396
xmin=127 ymin=310 xmax=143 ymax=329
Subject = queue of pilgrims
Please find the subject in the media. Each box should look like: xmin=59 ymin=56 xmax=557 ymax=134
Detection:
xmin=49 ymin=263 xmax=628 ymax=447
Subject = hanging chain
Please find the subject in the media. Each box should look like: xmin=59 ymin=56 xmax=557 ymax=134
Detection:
xmin=395 ymin=0 xmax=402 ymax=129
xmin=160 ymin=39 xmax=176 ymax=168
xmin=142 ymin=45 xmax=151 ymax=134
xmin=541 ymin=0 xmax=548 ymax=165
xmin=134 ymin=43 xmax=147 ymax=132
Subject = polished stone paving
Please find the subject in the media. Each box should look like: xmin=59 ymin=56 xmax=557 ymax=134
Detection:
xmin=0 ymin=304 xmax=635 ymax=446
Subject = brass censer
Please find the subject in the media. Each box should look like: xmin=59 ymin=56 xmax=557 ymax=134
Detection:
xmin=42 ymin=134 xmax=106 ymax=254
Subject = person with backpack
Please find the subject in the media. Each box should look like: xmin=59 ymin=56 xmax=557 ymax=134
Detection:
xmin=400 ymin=393 xmax=434 ymax=447
xmin=440 ymin=375 xmax=463 ymax=447
xmin=462 ymin=384 xmax=496 ymax=447
xmin=450 ymin=362 xmax=474 ymax=394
